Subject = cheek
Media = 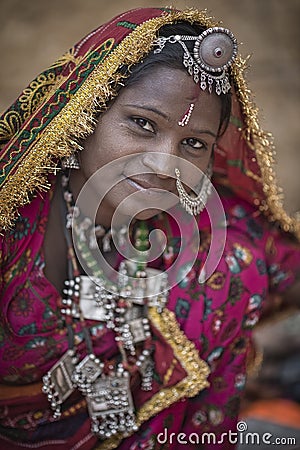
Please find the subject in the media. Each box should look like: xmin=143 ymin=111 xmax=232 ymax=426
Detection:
xmin=178 ymin=150 xmax=213 ymax=191
xmin=81 ymin=130 xmax=118 ymax=175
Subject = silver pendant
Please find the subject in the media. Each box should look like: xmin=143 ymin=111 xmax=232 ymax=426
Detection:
xmin=64 ymin=266 xmax=169 ymax=323
xmin=119 ymin=262 xmax=169 ymax=307
xmin=115 ymin=303 xmax=151 ymax=355
xmin=127 ymin=316 xmax=151 ymax=344
xmin=72 ymin=353 xmax=104 ymax=395
xmin=86 ymin=369 xmax=137 ymax=438
xmin=136 ymin=350 xmax=154 ymax=391
xmin=42 ymin=349 xmax=78 ymax=418
xmin=79 ymin=276 xmax=107 ymax=321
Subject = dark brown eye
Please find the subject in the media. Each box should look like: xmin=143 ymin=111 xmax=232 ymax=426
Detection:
xmin=182 ymin=138 xmax=207 ymax=151
xmin=133 ymin=117 xmax=154 ymax=132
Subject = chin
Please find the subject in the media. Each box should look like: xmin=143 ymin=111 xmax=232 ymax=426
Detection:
xmin=134 ymin=208 xmax=163 ymax=221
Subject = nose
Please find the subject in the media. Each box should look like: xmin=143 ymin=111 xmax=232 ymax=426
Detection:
xmin=142 ymin=151 xmax=177 ymax=180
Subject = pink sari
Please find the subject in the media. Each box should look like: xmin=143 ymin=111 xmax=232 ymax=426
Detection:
xmin=0 ymin=176 xmax=299 ymax=449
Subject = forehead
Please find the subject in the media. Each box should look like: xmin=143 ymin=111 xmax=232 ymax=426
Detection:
xmin=115 ymin=66 xmax=222 ymax=118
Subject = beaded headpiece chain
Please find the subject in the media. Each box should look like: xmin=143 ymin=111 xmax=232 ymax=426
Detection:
xmin=153 ymin=27 xmax=238 ymax=95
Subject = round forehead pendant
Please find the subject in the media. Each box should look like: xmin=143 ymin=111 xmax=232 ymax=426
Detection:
xmin=153 ymin=25 xmax=238 ymax=95
xmin=193 ymin=27 xmax=238 ymax=74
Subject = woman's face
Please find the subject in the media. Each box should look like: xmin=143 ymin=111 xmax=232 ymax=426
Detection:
xmin=72 ymin=66 xmax=222 ymax=226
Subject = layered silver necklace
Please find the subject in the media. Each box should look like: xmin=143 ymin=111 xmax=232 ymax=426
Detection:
xmin=42 ymin=174 xmax=169 ymax=439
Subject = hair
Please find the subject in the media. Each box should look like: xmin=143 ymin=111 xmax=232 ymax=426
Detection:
xmin=122 ymin=22 xmax=232 ymax=137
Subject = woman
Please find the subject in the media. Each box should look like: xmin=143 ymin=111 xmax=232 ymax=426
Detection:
xmin=0 ymin=6 xmax=299 ymax=450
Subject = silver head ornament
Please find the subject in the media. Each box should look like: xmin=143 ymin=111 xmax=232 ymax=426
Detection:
xmin=153 ymin=27 xmax=238 ymax=95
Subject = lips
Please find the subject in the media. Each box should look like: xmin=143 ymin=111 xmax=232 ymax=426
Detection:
xmin=123 ymin=175 xmax=179 ymax=211
xmin=125 ymin=176 xmax=167 ymax=191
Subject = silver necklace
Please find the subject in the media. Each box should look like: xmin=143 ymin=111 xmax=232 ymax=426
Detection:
xmin=42 ymin=174 xmax=169 ymax=439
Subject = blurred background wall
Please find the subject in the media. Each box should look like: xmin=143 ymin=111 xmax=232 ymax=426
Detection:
xmin=1 ymin=0 xmax=300 ymax=435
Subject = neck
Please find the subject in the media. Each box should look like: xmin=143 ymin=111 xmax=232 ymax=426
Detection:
xmin=69 ymin=169 xmax=120 ymax=229
xmin=67 ymin=169 xmax=138 ymax=235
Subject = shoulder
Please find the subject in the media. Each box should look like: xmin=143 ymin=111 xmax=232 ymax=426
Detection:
xmin=1 ymin=177 xmax=56 ymax=268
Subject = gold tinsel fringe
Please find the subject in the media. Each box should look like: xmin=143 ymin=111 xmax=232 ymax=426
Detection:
xmin=232 ymin=58 xmax=300 ymax=238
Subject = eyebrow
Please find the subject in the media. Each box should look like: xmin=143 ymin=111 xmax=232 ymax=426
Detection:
xmin=189 ymin=128 xmax=217 ymax=138
xmin=123 ymin=104 xmax=170 ymax=120
xmin=123 ymin=103 xmax=217 ymax=138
